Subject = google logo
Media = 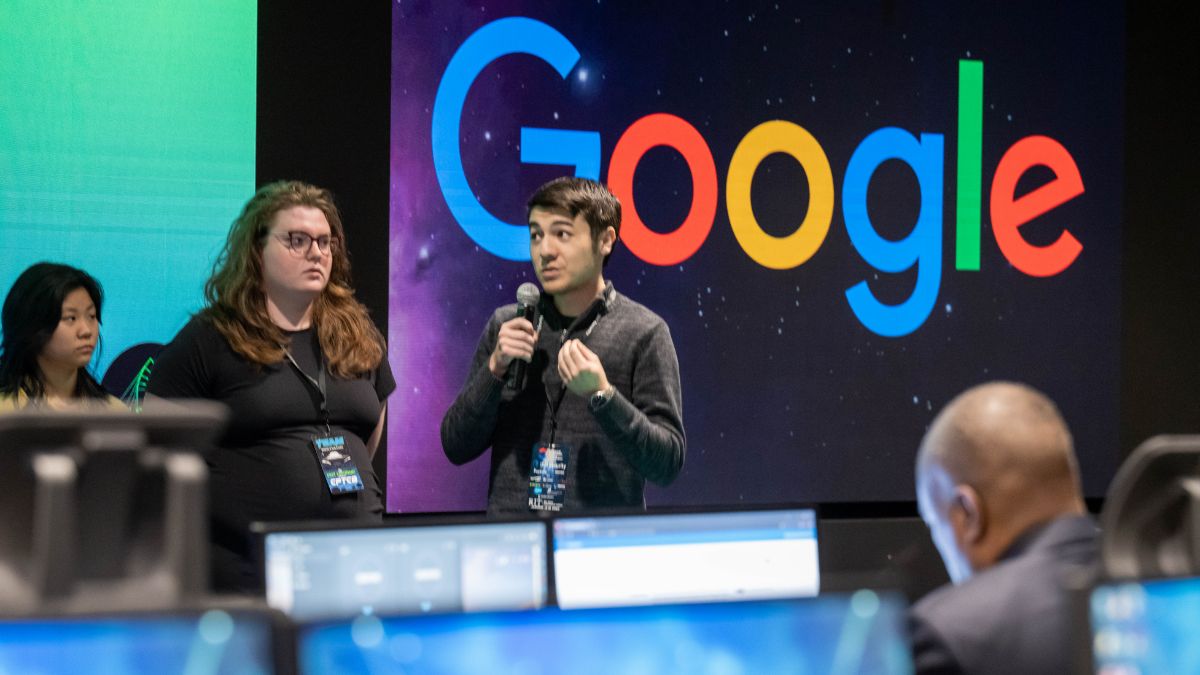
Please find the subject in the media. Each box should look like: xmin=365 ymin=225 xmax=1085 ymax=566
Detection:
xmin=432 ymin=17 xmax=1085 ymax=337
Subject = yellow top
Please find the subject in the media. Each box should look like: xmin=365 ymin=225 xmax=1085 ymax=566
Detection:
xmin=0 ymin=389 xmax=128 ymax=413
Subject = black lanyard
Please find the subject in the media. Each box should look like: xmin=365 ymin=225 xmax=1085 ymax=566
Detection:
xmin=283 ymin=348 xmax=331 ymax=433
xmin=543 ymin=311 xmax=604 ymax=446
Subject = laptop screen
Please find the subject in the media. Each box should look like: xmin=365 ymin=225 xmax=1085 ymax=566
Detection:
xmin=552 ymin=508 xmax=819 ymax=609
xmin=1091 ymin=576 xmax=1200 ymax=673
xmin=0 ymin=609 xmax=279 ymax=674
xmin=298 ymin=592 xmax=909 ymax=674
xmin=263 ymin=520 xmax=547 ymax=621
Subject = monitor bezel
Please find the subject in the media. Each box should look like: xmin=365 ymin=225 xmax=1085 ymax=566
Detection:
xmin=251 ymin=513 xmax=554 ymax=617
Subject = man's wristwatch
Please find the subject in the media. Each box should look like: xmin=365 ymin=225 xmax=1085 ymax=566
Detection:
xmin=589 ymin=385 xmax=616 ymax=411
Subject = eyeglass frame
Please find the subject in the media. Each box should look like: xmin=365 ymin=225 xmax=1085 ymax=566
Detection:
xmin=270 ymin=231 xmax=339 ymax=256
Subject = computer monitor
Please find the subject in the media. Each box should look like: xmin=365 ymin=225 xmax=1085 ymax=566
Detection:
xmin=0 ymin=403 xmax=227 ymax=611
xmin=552 ymin=506 xmax=819 ymax=609
xmin=0 ymin=607 xmax=288 ymax=674
xmin=1090 ymin=576 xmax=1200 ymax=673
xmin=297 ymin=592 xmax=910 ymax=674
xmin=1100 ymin=435 xmax=1200 ymax=578
xmin=256 ymin=518 xmax=548 ymax=621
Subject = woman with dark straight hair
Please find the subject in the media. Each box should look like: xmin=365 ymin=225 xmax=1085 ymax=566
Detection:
xmin=148 ymin=181 xmax=394 ymax=592
xmin=0 ymin=262 xmax=119 ymax=410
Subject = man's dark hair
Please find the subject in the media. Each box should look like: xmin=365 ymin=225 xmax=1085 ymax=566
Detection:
xmin=526 ymin=177 xmax=622 ymax=266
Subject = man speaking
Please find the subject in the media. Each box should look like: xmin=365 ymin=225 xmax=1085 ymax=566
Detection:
xmin=441 ymin=177 xmax=685 ymax=513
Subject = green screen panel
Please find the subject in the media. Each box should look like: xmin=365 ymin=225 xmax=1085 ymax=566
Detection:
xmin=0 ymin=1 xmax=256 ymax=382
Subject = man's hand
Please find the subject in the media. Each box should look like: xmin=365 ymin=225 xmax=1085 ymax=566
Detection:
xmin=558 ymin=339 xmax=610 ymax=397
xmin=488 ymin=317 xmax=537 ymax=379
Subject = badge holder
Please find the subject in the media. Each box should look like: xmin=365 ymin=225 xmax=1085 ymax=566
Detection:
xmin=313 ymin=433 xmax=364 ymax=494
xmin=528 ymin=442 xmax=569 ymax=512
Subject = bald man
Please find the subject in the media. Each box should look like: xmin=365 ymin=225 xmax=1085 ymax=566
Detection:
xmin=909 ymin=382 xmax=1098 ymax=675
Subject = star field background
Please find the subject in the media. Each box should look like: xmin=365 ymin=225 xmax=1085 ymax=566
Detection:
xmin=388 ymin=1 xmax=1123 ymax=512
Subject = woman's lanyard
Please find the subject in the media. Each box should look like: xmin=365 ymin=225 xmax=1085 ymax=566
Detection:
xmin=283 ymin=348 xmax=331 ymax=433
xmin=542 ymin=311 xmax=604 ymax=446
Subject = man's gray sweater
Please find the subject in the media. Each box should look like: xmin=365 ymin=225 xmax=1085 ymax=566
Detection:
xmin=441 ymin=283 xmax=685 ymax=513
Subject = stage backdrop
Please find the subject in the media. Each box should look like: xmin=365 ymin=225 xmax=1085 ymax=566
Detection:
xmin=0 ymin=1 xmax=256 ymax=392
xmin=388 ymin=1 xmax=1123 ymax=511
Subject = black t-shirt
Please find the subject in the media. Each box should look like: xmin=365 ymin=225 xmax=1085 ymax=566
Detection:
xmin=147 ymin=315 xmax=395 ymax=589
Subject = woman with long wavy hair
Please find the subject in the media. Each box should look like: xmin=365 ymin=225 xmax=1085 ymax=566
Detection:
xmin=0 ymin=262 xmax=122 ymax=410
xmin=148 ymin=181 xmax=394 ymax=591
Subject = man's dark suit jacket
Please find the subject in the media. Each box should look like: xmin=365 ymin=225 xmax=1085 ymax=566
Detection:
xmin=909 ymin=514 xmax=1099 ymax=675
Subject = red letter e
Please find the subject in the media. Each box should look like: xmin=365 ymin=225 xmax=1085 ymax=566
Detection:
xmin=990 ymin=135 xmax=1084 ymax=277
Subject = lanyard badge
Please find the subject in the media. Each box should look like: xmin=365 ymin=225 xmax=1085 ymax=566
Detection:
xmin=284 ymin=347 xmax=365 ymax=495
xmin=313 ymin=433 xmax=364 ymax=494
xmin=526 ymin=309 xmax=607 ymax=512
xmin=528 ymin=442 xmax=569 ymax=512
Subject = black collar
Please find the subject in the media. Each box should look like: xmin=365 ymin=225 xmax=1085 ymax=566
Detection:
xmin=540 ymin=281 xmax=616 ymax=332
xmin=997 ymin=514 xmax=1098 ymax=562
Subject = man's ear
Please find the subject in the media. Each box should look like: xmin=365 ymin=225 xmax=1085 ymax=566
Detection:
xmin=600 ymin=226 xmax=616 ymax=256
xmin=950 ymin=484 xmax=987 ymax=546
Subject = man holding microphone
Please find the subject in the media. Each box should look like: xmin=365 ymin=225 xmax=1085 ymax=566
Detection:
xmin=441 ymin=177 xmax=685 ymax=513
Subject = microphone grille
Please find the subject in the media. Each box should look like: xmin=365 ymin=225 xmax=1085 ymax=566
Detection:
xmin=516 ymin=282 xmax=541 ymax=306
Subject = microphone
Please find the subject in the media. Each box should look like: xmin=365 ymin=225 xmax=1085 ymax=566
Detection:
xmin=508 ymin=282 xmax=541 ymax=390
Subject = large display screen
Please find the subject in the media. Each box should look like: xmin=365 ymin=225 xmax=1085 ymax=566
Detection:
xmin=0 ymin=610 xmax=278 ymax=674
xmin=299 ymin=592 xmax=911 ymax=674
xmin=0 ymin=1 xmax=256 ymax=393
xmin=389 ymin=1 xmax=1123 ymax=510
xmin=1091 ymin=577 xmax=1200 ymax=673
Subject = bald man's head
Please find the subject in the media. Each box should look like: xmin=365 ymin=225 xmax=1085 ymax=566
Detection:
xmin=916 ymin=382 xmax=1084 ymax=583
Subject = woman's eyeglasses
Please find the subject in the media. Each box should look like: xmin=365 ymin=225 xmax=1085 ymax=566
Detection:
xmin=275 ymin=231 xmax=337 ymax=256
